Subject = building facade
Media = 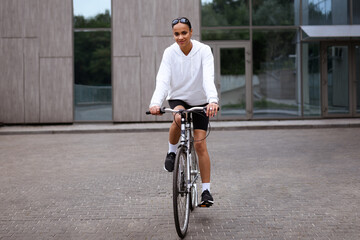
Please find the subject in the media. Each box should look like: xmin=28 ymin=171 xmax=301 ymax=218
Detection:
xmin=0 ymin=0 xmax=359 ymax=124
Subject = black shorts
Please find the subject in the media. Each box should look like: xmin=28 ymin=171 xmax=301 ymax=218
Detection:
xmin=168 ymin=100 xmax=209 ymax=131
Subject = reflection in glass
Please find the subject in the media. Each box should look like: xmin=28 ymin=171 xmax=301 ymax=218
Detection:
xmin=302 ymin=0 xmax=350 ymax=25
xmin=327 ymin=46 xmax=349 ymax=114
xmin=73 ymin=0 xmax=111 ymax=28
xmin=252 ymin=0 xmax=295 ymax=26
xmin=74 ymin=32 xmax=112 ymax=121
xmin=302 ymin=43 xmax=321 ymax=116
xmin=354 ymin=0 xmax=360 ymax=24
xmin=356 ymin=46 xmax=360 ymax=113
xmin=220 ymin=48 xmax=246 ymax=116
xmin=252 ymin=29 xmax=300 ymax=118
xmin=201 ymin=0 xmax=249 ymax=27
xmin=201 ymin=29 xmax=250 ymax=40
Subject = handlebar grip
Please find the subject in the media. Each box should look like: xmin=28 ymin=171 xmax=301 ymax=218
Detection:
xmin=146 ymin=107 xmax=166 ymax=115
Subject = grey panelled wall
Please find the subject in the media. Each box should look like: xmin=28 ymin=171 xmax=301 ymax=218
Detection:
xmin=0 ymin=39 xmax=24 ymax=123
xmin=40 ymin=58 xmax=73 ymax=123
xmin=39 ymin=0 xmax=73 ymax=123
xmin=113 ymin=0 xmax=200 ymax=122
xmin=0 ymin=0 xmax=200 ymax=124
xmin=113 ymin=57 xmax=141 ymax=121
xmin=112 ymin=0 xmax=141 ymax=122
xmin=24 ymin=39 xmax=40 ymax=123
xmin=0 ymin=0 xmax=73 ymax=124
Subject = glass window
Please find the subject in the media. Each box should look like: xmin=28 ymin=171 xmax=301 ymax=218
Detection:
xmin=220 ymin=48 xmax=246 ymax=116
xmin=74 ymin=32 xmax=112 ymax=121
xmin=73 ymin=0 xmax=112 ymax=121
xmin=201 ymin=29 xmax=250 ymax=41
xmin=302 ymin=43 xmax=321 ymax=116
xmin=354 ymin=0 xmax=360 ymax=24
xmin=252 ymin=0 xmax=296 ymax=26
xmin=201 ymin=0 xmax=249 ymax=27
xmin=252 ymin=29 xmax=300 ymax=118
xmin=302 ymin=0 xmax=350 ymax=25
xmin=327 ymin=46 xmax=349 ymax=115
xmin=74 ymin=0 xmax=111 ymax=28
xmin=356 ymin=45 xmax=360 ymax=113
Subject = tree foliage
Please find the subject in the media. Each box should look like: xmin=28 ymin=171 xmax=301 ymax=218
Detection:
xmin=74 ymin=31 xmax=111 ymax=86
xmin=201 ymin=0 xmax=249 ymax=27
xmin=74 ymin=11 xmax=111 ymax=86
xmin=201 ymin=0 xmax=295 ymax=27
xmin=74 ymin=10 xmax=111 ymax=28
xmin=252 ymin=30 xmax=297 ymax=74
xmin=252 ymin=0 xmax=294 ymax=25
xmin=307 ymin=2 xmax=332 ymax=25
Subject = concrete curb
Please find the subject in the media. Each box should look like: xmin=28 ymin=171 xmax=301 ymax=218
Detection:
xmin=1 ymin=118 xmax=360 ymax=135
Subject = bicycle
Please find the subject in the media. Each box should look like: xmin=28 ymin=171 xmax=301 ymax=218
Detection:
xmin=146 ymin=106 xmax=209 ymax=238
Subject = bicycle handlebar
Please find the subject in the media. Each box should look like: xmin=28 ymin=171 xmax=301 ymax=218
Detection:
xmin=146 ymin=106 xmax=207 ymax=115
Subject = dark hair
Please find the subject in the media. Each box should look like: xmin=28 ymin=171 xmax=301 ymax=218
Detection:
xmin=171 ymin=17 xmax=192 ymax=30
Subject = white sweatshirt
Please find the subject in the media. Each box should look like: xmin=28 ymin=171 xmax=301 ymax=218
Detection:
xmin=149 ymin=39 xmax=218 ymax=107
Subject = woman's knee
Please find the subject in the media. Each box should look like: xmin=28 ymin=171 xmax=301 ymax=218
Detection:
xmin=194 ymin=141 xmax=207 ymax=154
xmin=171 ymin=106 xmax=185 ymax=126
xmin=172 ymin=114 xmax=181 ymax=126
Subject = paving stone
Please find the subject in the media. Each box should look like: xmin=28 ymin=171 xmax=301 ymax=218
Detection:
xmin=0 ymin=128 xmax=359 ymax=239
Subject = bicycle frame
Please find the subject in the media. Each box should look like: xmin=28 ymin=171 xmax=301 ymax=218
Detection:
xmin=146 ymin=106 xmax=203 ymax=197
xmin=178 ymin=110 xmax=200 ymax=206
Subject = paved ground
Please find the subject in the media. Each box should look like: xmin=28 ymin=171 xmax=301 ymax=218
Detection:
xmin=1 ymin=126 xmax=360 ymax=239
xmin=1 ymin=118 xmax=360 ymax=134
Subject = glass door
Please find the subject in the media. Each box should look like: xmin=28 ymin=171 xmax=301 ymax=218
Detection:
xmin=356 ymin=45 xmax=360 ymax=114
xmin=322 ymin=43 xmax=350 ymax=117
xmin=206 ymin=42 xmax=251 ymax=120
xmin=321 ymin=42 xmax=359 ymax=117
xmin=327 ymin=45 xmax=349 ymax=115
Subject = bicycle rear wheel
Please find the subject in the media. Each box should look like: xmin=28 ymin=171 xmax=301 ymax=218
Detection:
xmin=173 ymin=146 xmax=190 ymax=239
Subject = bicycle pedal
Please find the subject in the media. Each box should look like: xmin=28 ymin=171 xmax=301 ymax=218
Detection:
xmin=198 ymin=202 xmax=213 ymax=208
xmin=198 ymin=204 xmax=210 ymax=208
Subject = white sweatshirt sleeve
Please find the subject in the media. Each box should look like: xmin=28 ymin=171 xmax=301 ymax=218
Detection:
xmin=202 ymin=45 xmax=219 ymax=104
xmin=149 ymin=49 xmax=171 ymax=107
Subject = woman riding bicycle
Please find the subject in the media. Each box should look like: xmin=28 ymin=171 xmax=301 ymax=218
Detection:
xmin=149 ymin=17 xmax=219 ymax=207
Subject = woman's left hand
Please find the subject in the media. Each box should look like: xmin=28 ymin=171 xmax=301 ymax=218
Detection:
xmin=206 ymin=103 xmax=219 ymax=117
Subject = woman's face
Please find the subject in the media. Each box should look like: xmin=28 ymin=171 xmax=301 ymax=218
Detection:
xmin=172 ymin=23 xmax=192 ymax=49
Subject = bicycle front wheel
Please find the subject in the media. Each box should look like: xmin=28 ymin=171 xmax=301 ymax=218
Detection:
xmin=190 ymin=142 xmax=199 ymax=211
xmin=173 ymin=147 xmax=190 ymax=239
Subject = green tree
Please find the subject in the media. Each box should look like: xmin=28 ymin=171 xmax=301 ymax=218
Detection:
xmin=307 ymin=2 xmax=332 ymax=25
xmin=252 ymin=0 xmax=294 ymax=25
xmin=252 ymin=30 xmax=297 ymax=74
xmin=74 ymin=10 xmax=111 ymax=28
xmin=74 ymin=31 xmax=111 ymax=86
xmin=201 ymin=0 xmax=249 ymax=27
xmin=74 ymin=11 xmax=111 ymax=86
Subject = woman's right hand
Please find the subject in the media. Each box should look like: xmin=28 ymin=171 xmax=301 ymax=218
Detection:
xmin=149 ymin=106 xmax=162 ymax=115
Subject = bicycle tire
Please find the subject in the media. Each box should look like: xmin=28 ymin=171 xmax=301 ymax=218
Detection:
xmin=173 ymin=146 xmax=190 ymax=239
xmin=189 ymin=142 xmax=199 ymax=211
